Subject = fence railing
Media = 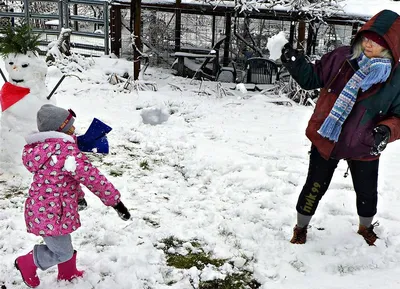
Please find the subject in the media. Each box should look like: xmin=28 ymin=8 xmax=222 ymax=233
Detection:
xmin=0 ymin=0 xmax=109 ymax=56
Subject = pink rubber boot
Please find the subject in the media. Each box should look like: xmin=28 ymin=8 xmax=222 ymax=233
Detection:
xmin=57 ymin=251 xmax=84 ymax=281
xmin=14 ymin=251 xmax=40 ymax=288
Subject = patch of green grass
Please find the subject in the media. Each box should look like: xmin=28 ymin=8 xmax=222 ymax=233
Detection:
xmin=157 ymin=237 xmax=260 ymax=289
xmin=140 ymin=160 xmax=150 ymax=170
xmin=119 ymin=144 xmax=135 ymax=152
xmin=0 ymin=189 xmax=25 ymax=200
xmin=159 ymin=237 xmax=225 ymax=270
xmin=167 ymin=252 xmax=225 ymax=270
xmin=161 ymin=236 xmax=183 ymax=248
xmin=199 ymin=271 xmax=261 ymax=289
xmin=129 ymin=139 xmax=141 ymax=144
xmin=109 ymin=169 xmax=123 ymax=177
xmin=143 ymin=216 xmax=159 ymax=227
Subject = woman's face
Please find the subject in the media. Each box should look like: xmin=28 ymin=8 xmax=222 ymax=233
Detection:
xmin=362 ymin=37 xmax=385 ymax=58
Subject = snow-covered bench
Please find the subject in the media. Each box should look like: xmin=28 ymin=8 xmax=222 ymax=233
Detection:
xmin=173 ymin=52 xmax=216 ymax=77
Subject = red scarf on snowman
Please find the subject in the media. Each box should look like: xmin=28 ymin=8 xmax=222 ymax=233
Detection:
xmin=0 ymin=82 xmax=30 ymax=112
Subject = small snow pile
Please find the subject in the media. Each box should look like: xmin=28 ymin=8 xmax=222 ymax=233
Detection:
xmin=64 ymin=155 xmax=77 ymax=172
xmin=47 ymin=28 xmax=94 ymax=73
xmin=267 ymin=31 xmax=288 ymax=61
xmin=236 ymin=83 xmax=248 ymax=93
xmin=51 ymin=53 xmax=95 ymax=74
xmin=140 ymin=106 xmax=170 ymax=125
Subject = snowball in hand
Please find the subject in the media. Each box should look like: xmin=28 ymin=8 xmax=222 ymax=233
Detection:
xmin=267 ymin=31 xmax=288 ymax=61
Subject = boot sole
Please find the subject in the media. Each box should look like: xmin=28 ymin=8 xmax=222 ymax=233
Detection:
xmin=14 ymin=260 xmax=38 ymax=288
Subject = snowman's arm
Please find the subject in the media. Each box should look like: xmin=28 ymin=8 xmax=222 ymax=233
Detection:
xmin=0 ymin=68 xmax=7 ymax=82
xmin=47 ymin=75 xmax=66 ymax=100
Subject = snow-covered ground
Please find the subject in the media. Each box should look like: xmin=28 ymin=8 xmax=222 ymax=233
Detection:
xmin=1 ymin=56 xmax=400 ymax=289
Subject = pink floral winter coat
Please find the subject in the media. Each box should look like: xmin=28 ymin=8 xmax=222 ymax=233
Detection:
xmin=22 ymin=131 xmax=121 ymax=237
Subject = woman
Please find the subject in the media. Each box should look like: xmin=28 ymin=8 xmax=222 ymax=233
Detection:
xmin=281 ymin=9 xmax=400 ymax=245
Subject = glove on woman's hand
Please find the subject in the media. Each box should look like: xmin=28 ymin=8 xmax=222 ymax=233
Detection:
xmin=281 ymin=43 xmax=299 ymax=63
xmin=113 ymin=201 xmax=131 ymax=221
xmin=371 ymin=125 xmax=390 ymax=156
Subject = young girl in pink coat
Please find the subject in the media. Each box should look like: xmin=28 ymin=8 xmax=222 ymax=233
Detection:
xmin=15 ymin=104 xmax=130 ymax=288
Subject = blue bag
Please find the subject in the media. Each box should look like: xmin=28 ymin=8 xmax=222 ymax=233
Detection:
xmin=77 ymin=118 xmax=112 ymax=154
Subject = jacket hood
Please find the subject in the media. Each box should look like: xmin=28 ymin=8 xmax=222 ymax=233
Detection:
xmin=23 ymin=131 xmax=75 ymax=173
xmin=354 ymin=10 xmax=400 ymax=64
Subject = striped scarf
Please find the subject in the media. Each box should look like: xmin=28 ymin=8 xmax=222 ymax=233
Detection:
xmin=318 ymin=52 xmax=392 ymax=142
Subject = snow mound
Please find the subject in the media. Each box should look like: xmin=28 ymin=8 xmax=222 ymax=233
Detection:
xmin=140 ymin=106 xmax=170 ymax=125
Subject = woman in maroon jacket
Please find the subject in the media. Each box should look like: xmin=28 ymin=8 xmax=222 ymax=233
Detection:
xmin=281 ymin=9 xmax=400 ymax=246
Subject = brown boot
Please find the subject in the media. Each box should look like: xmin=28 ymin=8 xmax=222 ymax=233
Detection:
xmin=290 ymin=225 xmax=307 ymax=244
xmin=357 ymin=221 xmax=379 ymax=246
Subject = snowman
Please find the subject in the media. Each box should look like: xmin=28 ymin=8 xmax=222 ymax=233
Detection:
xmin=0 ymin=24 xmax=56 ymax=177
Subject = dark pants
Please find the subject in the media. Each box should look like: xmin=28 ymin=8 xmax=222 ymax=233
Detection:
xmin=296 ymin=146 xmax=379 ymax=218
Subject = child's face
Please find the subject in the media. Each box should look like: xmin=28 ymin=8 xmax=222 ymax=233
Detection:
xmin=66 ymin=125 xmax=76 ymax=135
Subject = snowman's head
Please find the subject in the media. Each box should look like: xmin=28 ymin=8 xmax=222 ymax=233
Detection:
xmin=4 ymin=51 xmax=47 ymax=89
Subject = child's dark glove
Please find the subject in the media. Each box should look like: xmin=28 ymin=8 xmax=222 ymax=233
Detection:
xmin=281 ymin=43 xmax=299 ymax=63
xmin=371 ymin=125 xmax=390 ymax=156
xmin=113 ymin=201 xmax=131 ymax=221
xmin=78 ymin=198 xmax=88 ymax=211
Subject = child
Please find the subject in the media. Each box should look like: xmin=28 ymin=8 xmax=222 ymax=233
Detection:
xmin=15 ymin=104 xmax=130 ymax=288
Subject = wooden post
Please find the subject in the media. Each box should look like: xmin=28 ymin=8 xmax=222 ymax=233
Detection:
xmin=212 ymin=15 xmax=216 ymax=47
xmin=223 ymin=12 xmax=232 ymax=67
xmin=175 ymin=0 xmax=181 ymax=52
xmin=110 ymin=5 xmax=121 ymax=57
xmin=306 ymin=22 xmax=314 ymax=56
xmin=297 ymin=20 xmax=306 ymax=51
xmin=133 ymin=0 xmax=141 ymax=80
xmin=289 ymin=21 xmax=296 ymax=46
xmin=130 ymin=0 xmax=134 ymax=32
xmin=351 ymin=22 xmax=359 ymax=41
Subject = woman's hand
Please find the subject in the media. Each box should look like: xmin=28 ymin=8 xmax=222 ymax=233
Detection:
xmin=371 ymin=125 xmax=390 ymax=156
xmin=281 ymin=43 xmax=299 ymax=63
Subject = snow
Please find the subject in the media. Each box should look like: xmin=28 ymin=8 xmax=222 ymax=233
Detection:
xmin=267 ymin=31 xmax=288 ymax=61
xmin=140 ymin=106 xmax=170 ymax=126
xmin=0 ymin=52 xmax=56 ymax=176
xmin=236 ymin=83 xmax=248 ymax=93
xmin=64 ymin=156 xmax=77 ymax=172
xmin=1 ymin=54 xmax=400 ymax=289
xmin=51 ymin=155 xmax=58 ymax=165
xmin=123 ymin=0 xmax=400 ymax=19
xmin=44 ymin=20 xmax=59 ymax=26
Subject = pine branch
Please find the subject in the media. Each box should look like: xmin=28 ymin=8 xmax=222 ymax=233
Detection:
xmin=0 ymin=23 xmax=42 ymax=57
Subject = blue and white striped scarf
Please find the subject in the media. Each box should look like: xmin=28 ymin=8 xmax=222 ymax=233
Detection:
xmin=318 ymin=52 xmax=392 ymax=142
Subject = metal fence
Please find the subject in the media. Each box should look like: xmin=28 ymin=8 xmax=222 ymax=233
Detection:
xmin=0 ymin=0 xmax=109 ymax=56
xmin=115 ymin=7 xmax=356 ymax=72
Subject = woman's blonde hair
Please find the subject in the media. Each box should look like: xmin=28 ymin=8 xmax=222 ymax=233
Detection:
xmin=351 ymin=36 xmax=393 ymax=60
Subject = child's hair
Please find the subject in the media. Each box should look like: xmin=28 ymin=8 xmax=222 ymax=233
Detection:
xmin=37 ymin=104 xmax=76 ymax=133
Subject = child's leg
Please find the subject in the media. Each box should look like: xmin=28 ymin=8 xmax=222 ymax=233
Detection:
xmin=33 ymin=234 xmax=74 ymax=270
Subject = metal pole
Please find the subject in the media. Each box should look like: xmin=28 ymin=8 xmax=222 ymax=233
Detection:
xmin=104 ymin=2 xmax=109 ymax=55
xmin=59 ymin=0 xmax=64 ymax=30
xmin=64 ymin=1 xmax=69 ymax=28
xmin=24 ymin=0 xmax=29 ymax=23
xmin=133 ymin=0 xmax=141 ymax=80
xmin=174 ymin=0 xmax=181 ymax=52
